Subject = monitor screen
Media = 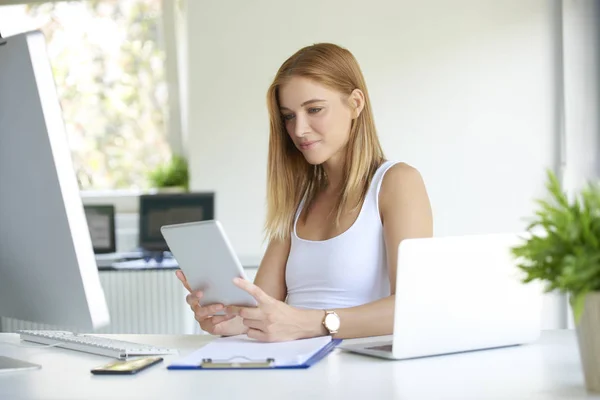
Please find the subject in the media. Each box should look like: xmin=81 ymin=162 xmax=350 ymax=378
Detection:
xmin=139 ymin=192 xmax=215 ymax=251
xmin=84 ymin=205 xmax=116 ymax=254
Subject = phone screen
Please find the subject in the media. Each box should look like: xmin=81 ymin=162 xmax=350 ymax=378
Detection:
xmin=91 ymin=357 xmax=163 ymax=375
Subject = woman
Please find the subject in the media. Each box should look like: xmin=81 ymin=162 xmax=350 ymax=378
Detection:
xmin=176 ymin=43 xmax=433 ymax=342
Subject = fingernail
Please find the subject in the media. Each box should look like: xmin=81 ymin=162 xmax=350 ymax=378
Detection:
xmin=215 ymin=304 xmax=223 ymax=310
xmin=195 ymin=292 xmax=202 ymax=298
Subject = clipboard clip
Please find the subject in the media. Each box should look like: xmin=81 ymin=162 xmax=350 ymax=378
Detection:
xmin=201 ymin=356 xmax=275 ymax=369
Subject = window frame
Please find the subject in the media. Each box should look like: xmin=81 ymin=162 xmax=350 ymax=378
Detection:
xmin=1 ymin=0 xmax=187 ymax=211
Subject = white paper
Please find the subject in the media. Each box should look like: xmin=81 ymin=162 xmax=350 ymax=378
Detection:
xmin=170 ymin=334 xmax=332 ymax=367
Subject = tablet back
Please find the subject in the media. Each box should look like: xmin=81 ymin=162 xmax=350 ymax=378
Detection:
xmin=160 ymin=220 xmax=257 ymax=311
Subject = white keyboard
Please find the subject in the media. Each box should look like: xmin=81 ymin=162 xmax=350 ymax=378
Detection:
xmin=18 ymin=330 xmax=178 ymax=360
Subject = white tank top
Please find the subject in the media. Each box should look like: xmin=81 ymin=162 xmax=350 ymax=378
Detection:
xmin=285 ymin=160 xmax=398 ymax=310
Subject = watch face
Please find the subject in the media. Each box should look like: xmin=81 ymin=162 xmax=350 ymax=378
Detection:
xmin=325 ymin=313 xmax=340 ymax=331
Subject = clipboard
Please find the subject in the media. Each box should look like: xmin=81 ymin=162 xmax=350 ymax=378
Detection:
xmin=167 ymin=336 xmax=342 ymax=370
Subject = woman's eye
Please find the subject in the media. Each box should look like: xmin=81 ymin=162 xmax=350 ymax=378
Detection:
xmin=308 ymin=107 xmax=322 ymax=114
xmin=282 ymin=114 xmax=295 ymax=121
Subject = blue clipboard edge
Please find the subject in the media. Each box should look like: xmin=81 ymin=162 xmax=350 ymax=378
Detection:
xmin=167 ymin=339 xmax=343 ymax=371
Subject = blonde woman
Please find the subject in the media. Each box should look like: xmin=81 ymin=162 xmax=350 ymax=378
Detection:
xmin=176 ymin=43 xmax=433 ymax=342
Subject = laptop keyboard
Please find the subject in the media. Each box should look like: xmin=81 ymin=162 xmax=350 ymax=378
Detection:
xmin=367 ymin=344 xmax=393 ymax=352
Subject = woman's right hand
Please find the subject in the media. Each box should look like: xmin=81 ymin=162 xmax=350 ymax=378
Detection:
xmin=176 ymin=270 xmax=248 ymax=336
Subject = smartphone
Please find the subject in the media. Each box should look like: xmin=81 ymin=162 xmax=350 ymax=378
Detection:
xmin=90 ymin=357 xmax=163 ymax=375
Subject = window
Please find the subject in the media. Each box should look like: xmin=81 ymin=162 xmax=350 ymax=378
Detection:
xmin=0 ymin=0 xmax=172 ymax=191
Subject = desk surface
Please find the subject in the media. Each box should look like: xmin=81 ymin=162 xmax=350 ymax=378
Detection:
xmin=0 ymin=330 xmax=598 ymax=400
xmin=95 ymin=253 xmax=261 ymax=270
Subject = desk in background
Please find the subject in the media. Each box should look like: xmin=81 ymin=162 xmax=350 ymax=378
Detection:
xmin=0 ymin=258 xmax=260 ymax=335
xmin=0 ymin=330 xmax=598 ymax=400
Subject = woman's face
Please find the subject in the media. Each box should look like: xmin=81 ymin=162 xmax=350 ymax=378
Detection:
xmin=279 ymin=76 xmax=362 ymax=166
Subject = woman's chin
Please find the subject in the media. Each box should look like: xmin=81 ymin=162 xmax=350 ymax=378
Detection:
xmin=302 ymin=154 xmax=328 ymax=165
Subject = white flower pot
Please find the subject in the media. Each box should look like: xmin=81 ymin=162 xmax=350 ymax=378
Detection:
xmin=574 ymin=291 xmax=600 ymax=392
xmin=149 ymin=186 xmax=186 ymax=194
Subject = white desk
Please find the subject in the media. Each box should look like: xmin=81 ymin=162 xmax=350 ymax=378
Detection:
xmin=0 ymin=330 xmax=598 ymax=400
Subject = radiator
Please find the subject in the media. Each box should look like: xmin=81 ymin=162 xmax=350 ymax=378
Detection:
xmin=1 ymin=269 xmax=201 ymax=334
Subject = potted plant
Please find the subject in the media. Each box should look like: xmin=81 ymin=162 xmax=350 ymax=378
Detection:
xmin=147 ymin=154 xmax=189 ymax=192
xmin=511 ymin=170 xmax=600 ymax=392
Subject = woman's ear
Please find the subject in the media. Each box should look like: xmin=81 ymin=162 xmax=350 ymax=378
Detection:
xmin=350 ymin=89 xmax=365 ymax=119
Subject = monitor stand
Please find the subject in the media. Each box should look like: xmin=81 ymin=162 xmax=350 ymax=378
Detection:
xmin=0 ymin=356 xmax=41 ymax=372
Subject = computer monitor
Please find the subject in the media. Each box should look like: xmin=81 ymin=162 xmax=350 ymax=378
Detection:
xmin=84 ymin=205 xmax=117 ymax=254
xmin=0 ymin=31 xmax=110 ymax=371
xmin=138 ymin=192 xmax=215 ymax=252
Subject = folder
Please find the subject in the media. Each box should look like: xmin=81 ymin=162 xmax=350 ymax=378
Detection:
xmin=168 ymin=334 xmax=342 ymax=370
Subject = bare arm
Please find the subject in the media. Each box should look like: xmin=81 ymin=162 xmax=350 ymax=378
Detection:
xmin=252 ymin=237 xmax=291 ymax=302
xmin=299 ymin=163 xmax=434 ymax=339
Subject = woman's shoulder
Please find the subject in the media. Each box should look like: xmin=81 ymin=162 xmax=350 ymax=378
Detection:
xmin=377 ymin=160 xmax=422 ymax=184
xmin=381 ymin=161 xmax=420 ymax=177
xmin=378 ymin=162 xmax=428 ymax=211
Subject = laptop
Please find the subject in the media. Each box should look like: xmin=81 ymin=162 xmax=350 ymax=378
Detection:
xmin=339 ymin=233 xmax=543 ymax=360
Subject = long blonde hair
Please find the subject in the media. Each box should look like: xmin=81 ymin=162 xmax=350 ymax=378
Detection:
xmin=265 ymin=43 xmax=385 ymax=242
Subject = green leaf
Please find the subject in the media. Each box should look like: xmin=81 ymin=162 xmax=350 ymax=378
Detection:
xmin=511 ymin=168 xmax=600 ymax=301
xmin=147 ymin=154 xmax=189 ymax=189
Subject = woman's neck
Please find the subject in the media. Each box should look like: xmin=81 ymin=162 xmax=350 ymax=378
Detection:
xmin=322 ymin=154 xmax=345 ymax=195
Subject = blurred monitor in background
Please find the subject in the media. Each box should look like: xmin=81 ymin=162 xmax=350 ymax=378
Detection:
xmin=84 ymin=205 xmax=116 ymax=254
xmin=138 ymin=193 xmax=215 ymax=252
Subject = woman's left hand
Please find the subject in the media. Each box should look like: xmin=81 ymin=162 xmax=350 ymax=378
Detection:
xmin=225 ymin=277 xmax=321 ymax=342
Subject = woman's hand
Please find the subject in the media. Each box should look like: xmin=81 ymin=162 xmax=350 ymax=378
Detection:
xmin=176 ymin=270 xmax=248 ymax=336
xmin=226 ymin=277 xmax=326 ymax=342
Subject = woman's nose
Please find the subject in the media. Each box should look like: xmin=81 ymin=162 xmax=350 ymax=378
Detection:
xmin=293 ymin=114 xmax=310 ymax=138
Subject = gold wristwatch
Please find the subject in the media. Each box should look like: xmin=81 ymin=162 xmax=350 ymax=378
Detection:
xmin=322 ymin=310 xmax=340 ymax=335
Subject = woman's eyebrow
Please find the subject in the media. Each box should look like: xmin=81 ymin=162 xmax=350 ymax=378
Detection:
xmin=280 ymin=99 xmax=327 ymax=111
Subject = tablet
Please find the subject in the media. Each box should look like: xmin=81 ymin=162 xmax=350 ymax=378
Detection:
xmin=160 ymin=220 xmax=257 ymax=314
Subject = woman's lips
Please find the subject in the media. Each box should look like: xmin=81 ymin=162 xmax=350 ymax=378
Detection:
xmin=299 ymin=140 xmax=319 ymax=150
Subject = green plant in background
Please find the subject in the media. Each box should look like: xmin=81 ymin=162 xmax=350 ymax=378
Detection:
xmin=511 ymin=169 xmax=600 ymax=322
xmin=147 ymin=154 xmax=189 ymax=190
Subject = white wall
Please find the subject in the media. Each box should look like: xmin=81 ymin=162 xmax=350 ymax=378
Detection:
xmin=561 ymin=0 xmax=600 ymax=328
xmin=185 ymin=1 xmax=563 ymax=327
xmin=562 ymin=0 xmax=600 ymax=194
